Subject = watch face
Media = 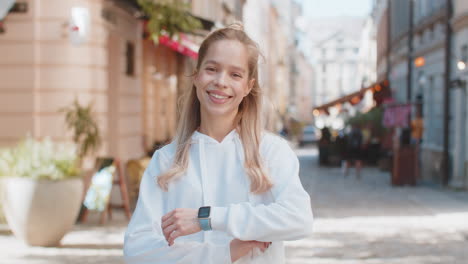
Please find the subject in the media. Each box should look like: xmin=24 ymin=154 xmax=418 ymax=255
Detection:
xmin=199 ymin=206 xmax=210 ymax=218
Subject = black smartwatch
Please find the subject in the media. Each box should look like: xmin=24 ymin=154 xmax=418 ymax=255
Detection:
xmin=198 ymin=206 xmax=212 ymax=231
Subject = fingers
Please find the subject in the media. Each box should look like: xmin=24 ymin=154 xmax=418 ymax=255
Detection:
xmin=161 ymin=215 xmax=174 ymax=230
xmin=161 ymin=210 xmax=175 ymax=223
xmin=253 ymin=241 xmax=272 ymax=252
xmin=168 ymin=229 xmax=181 ymax=246
xmin=163 ymin=224 xmax=177 ymax=241
xmin=161 ymin=210 xmax=176 ymax=229
xmin=161 ymin=208 xmax=200 ymax=246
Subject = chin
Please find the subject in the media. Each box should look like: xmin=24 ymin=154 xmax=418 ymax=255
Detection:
xmin=204 ymin=106 xmax=236 ymax=118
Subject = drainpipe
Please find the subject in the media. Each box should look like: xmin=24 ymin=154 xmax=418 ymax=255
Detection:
xmin=407 ymin=0 xmax=414 ymax=102
xmin=442 ymin=0 xmax=453 ymax=186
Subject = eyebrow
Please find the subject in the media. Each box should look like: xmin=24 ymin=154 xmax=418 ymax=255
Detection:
xmin=203 ymin=60 xmax=246 ymax=73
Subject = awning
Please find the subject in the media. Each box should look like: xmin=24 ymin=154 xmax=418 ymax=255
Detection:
xmin=142 ymin=19 xmax=200 ymax=59
xmin=158 ymin=34 xmax=198 ymax=59
xmin=314 ymin=88 xmax=369 ymax=111
xmin=313 ymin=80 xmax=391 ymax=114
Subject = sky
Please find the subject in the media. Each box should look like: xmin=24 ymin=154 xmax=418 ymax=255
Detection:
xmin=300 ymin=0 xmax=372 ymax=18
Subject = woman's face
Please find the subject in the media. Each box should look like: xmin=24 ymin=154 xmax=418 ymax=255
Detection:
xmin=194 ymin=39 xmax=253 ymax=121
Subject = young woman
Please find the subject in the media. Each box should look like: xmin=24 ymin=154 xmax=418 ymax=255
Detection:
xmin=124 ymin=24 xmax=313 ymax=264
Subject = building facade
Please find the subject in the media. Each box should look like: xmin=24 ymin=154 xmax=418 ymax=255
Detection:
xmin=410 ymin=0 xmax=451 ymax=185
xmin=0 ymin=0 xmax=299 ymax=162
xmin=0 ymin=0 xmax=144 ymax=164
xmin=307 ymin=17 xmax=364 ymax=108
xmin=292 ymin=51 xmax=314 ymax=123
xmin=243 ymin=0 xmax=294 ymax=131
xmin=305 ymin=16 xmax=376 ymax=130
xmin=375 ymin=0 xmax=467 ymax=189
xmin=452 ymin=0 xmax=468 ymax=189
xmin=387 ymin=0 xmax=411 ymax=104
xmin=373 ymin=0 xmax=390 ymax=82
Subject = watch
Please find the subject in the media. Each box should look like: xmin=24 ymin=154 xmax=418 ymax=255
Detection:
xmin=198 ymin=206 xmax=212 ymax=231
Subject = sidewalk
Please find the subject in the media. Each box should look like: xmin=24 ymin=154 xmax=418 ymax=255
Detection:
xmin=0 ymin=212 xmax=127 ymax=264
xmin=286 ymin=146 xmax=468 ymax=264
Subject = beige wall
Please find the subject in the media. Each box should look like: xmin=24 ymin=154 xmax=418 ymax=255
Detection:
xmin=141 ymin=40 xmax=179 ymax=150
xmin=295 ymin=54 xmax=314 ymax=123
xmin=192 ymin=0 xmax=242 ymax=25
xmin=0 ymin=0 xmax=144 ymax=163
xmin=265 ymin=5 xmax=290 ymax=131
xmin=0 ymin=0 xmax=39 ymax=147
xmin=105 ymin=3 xmax=144 ymax=162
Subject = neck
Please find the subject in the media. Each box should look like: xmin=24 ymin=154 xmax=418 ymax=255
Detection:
xmin=199 ymin=111 xmax=238 ymax=142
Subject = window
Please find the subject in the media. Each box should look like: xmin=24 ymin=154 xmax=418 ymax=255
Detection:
xmin=428 ymin=25 xmax=434 ymax=41
xmin=321 ymin=48 xmax=326 ymax=57
xmin=322 ymin=63 xmax=327 ymax=73
xmin=336 ymin=48 xmax=344 ymax=56
xmin=461 ymin=45 xmax=468 ymax=62
xmin=126 ymin=41 xmax=135 ymax=76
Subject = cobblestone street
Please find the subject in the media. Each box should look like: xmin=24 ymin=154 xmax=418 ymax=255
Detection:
xmin=286 ymin=146 xmax=468 ymax=264
xmin=1 ymin=146 xmax=468 ymax=263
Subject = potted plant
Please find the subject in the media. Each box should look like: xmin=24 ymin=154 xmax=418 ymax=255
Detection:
xmin=60 ymin=100 xmax=103 ymax=221
xmin=0 ymin=137 xmax=82 ymax=247
xmin=60 ymin=99 xmax=101 ymax=167
xmin=0 ymin=100 xmax=102 ymax=246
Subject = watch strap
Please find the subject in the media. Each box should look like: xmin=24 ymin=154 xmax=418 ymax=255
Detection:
xmin=198 ymin=217 xmax=212 ymax=231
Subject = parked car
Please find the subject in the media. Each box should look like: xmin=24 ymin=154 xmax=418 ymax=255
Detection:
xmin=299 ymin=125 xmax=320 ymax=146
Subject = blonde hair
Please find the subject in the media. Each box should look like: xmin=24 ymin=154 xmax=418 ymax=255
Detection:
xmin=157 ymin=24 xmax=273 ymax=194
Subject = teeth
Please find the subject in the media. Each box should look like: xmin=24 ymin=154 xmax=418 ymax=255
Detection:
xmin=210 ymin=93 xmax=228 ymax=99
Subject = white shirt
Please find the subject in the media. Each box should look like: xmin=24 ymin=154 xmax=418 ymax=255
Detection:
xmin=124 ymin=130 xmax=313 ymax=264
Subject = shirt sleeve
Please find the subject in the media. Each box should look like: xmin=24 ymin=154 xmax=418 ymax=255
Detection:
xmin=123 ymin=150 xmax=232 ymax=264
xmin=210 ymin=136 xmax=313 ymax=242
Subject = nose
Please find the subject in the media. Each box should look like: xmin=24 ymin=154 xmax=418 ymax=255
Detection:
xmin=214 ymin=71 xmax=228 ymax=88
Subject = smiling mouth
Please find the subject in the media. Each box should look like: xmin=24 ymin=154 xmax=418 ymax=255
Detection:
xmin=207 ymin=91 xmax=233 ymax=100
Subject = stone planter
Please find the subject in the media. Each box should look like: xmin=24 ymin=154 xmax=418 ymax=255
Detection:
xmin=1 ymin=177 xmax=83 ymax=247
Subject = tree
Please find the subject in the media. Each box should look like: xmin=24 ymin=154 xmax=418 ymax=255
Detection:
xmin=138 ymin=0 xmax=202 ymax=44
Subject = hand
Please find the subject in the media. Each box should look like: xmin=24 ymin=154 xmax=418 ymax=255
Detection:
xmin=161 ymin=208 xmax=201 ymax=246
xmin=230 ymin=239 xmax=271 ymax=262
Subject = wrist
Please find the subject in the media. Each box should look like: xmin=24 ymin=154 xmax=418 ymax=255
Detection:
xmin=210 ymin=206 xmax=227 ymax=231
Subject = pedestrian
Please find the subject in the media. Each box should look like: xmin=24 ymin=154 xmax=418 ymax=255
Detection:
xmin=123 ymin=24 xmax=313 ymax=264
xmin=318 ymin=127 xmax=331 ymax=165
xmin=343 ymin=124 xmax=363 ymax=179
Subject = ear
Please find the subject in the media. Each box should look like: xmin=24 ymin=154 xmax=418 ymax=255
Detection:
xmin=245 ymin=78 xmax=255 ymax=97
xmin=193 ymin=71 xmax=200 ymax=87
